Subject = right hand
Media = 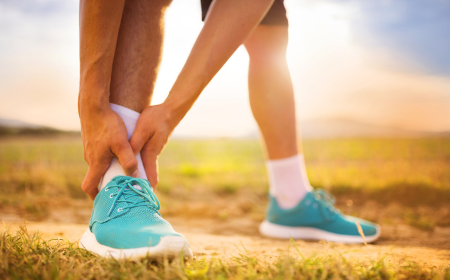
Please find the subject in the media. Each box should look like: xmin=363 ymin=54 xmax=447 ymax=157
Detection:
xmin=79 ymin=104 xmax=139 ymax=200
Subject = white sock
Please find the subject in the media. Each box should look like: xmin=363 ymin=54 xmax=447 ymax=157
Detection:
xmin=266 ymin=154 xmax=313 ymax=209
xmin=98 ymin=103 xmax=147 ymax=191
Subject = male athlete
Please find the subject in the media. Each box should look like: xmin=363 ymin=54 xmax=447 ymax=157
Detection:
xmin=78 ymin=0 xmax=380 ymax=258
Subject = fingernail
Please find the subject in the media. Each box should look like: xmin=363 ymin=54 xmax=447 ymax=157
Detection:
xmin=132 ymin=170 xmax=139 ymax=178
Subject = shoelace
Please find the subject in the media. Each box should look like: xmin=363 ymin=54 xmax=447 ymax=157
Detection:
xmin=313 ymin=189 xmax=339 ymax=221
xmin=106 ymin=176 xmax=160 ymax=217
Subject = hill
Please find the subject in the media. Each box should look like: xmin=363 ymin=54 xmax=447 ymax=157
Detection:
xmin=298 ymin=118 xmax=433 ymax=138
xmin=0 ymin=118 xmax=79 ymax=136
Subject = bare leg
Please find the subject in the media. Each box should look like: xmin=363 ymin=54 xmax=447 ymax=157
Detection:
xmin=110 ymin=0 xmax=172 ymax=112
xmin=98 ymin=0 xmax=172 ymax=188
xmin=244 ymin=25 xmax=298 ymax=160
xmin=244 ymin=25 xmax=312 ymax=209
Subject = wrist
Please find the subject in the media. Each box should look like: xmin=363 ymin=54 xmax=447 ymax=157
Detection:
xmin=78 ymin=85 xmax=110 ymax=115
xmin=162 ymin=95 xmax=191 ymax=127
xmin=78 ymin=99 xmax=110 ymax=123
xmin=157 ymin=101 xmax=182 ymax=130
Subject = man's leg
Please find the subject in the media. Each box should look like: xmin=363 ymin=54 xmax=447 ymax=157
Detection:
xmin=110 ymin=0 xmax=172 ymax=113
xmin=244 ymin=25 xmax=312 ymax=209
xmin=99 ymin=0 xmax=172 ymax=189
xmin=245 ymin=25 xmax=380 ymax=243
xmin=79 ymin=0 xmax=193 ymax=259
xmin=244 ymin=25 xmax=296 ymax=160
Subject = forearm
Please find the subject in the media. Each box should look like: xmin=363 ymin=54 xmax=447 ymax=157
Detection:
xmin=163 ymin=0 xmax=274 ymax=124
xmin=78 ymin=0 xmax=125 ymax=113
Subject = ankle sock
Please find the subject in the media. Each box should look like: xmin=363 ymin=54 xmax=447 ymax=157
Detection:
xmin=266 ymin=154 xmax=313 ymax=209
xmin=98 ymin=103 xmax=147 ymax=191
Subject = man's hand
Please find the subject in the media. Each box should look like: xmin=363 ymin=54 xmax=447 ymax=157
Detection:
xmin=129 ymin=104 xmax=179 ymax=188
xmin=80 ymin=104 xmax=139 ymax=199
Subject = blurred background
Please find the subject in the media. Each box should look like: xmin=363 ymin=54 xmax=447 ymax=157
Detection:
xmin=0 ymin=0 xmax=449 ymax=248
xmin=1 ymin=0 xmax=450 ymax=137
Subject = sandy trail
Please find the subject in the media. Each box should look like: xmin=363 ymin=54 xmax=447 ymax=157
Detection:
xmin=2 ymin=219 xmax=449 ymax=268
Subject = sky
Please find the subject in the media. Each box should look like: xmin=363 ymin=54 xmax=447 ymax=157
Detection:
xmin=0 ymin=0 xmax=449 ymax=137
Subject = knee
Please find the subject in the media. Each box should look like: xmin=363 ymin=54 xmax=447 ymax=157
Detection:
xmin=244 ymin=25 xmax=289 ymax=64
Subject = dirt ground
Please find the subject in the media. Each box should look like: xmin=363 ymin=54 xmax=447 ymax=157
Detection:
xmin=2 ymin=218 xmax=449 ymax=268
xmin=1 ymin=198 xmax=449 ymax=268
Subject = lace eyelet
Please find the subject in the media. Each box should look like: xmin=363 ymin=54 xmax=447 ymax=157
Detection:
xmin=105 ymin=188 xmax=109 ymax=192
xmin=117 ymin=208 xmax=123 ymax=212
xmin=109 ymin=194 xmax=114 ymax=198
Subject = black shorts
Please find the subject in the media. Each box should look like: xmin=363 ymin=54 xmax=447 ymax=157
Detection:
xmin=200 ymin=0 xmax=288 ymax=26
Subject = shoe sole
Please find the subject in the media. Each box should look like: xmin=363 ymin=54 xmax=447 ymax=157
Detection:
xmin=259 ymin=220 xmax=381 ymax=244
xmin=79 ymin=229 xmax=193 ymax=260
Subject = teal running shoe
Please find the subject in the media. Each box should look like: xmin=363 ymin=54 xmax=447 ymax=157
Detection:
xmin=79 ymin=176 xmax=192 ymax=259
xmin=259 ymin=189 xmax=381 ymax=243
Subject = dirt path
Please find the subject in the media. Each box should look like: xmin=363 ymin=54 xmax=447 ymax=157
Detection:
xmin=2 ymin=219 xmax=449 ymax=268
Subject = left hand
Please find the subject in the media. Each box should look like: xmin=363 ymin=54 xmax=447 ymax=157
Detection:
xmin=129 ymin=104 xmax=180 ymax=188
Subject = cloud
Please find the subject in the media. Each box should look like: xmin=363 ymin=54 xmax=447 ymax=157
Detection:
xmin=0 ymin=0 xmax=75 ymax=15
xmin=332 ymin=0 xmax=450 ymax=75
xmin=1 ymin=0 xmax=449 ymax=135
xmin=0 ymin=0 xmax=80 ymax=129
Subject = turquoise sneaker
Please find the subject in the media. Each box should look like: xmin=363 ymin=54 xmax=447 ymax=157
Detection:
xmin=79 ymin=176 xmax=192 ymax=259
xmin=259 ymin=189 xmax=381 ymax=243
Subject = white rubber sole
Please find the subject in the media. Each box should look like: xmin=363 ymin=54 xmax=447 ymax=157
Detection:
xmin=79 ymin=229 xmax=193 ymax=260
xmin=259 ymin=220 xmax=381 ymax=244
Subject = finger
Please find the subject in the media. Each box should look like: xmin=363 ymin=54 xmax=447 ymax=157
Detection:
xmin=113 ymin=140 xmax=139 ymax=178
xmin=129 ymin=120 xmax=152 ymax=156
xmin=142 ymin=150 xmax=159 ymax=189
xmin=141 ymin=136 xmax=166 ymax=188
xmin=81 ymin=164 xmax=108 ymax=200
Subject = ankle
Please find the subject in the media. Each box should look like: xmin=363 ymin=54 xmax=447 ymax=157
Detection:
xmin=266 ymin=154 xmax=312 ymax=209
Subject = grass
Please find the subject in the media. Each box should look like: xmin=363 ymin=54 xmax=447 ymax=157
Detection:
xmin=0 ymin=136 xmax=450 ymax=224
xmin=404 ymin=210 xmax=436 ymax=231
xmin=1 ymin=136 xmax=450 ymax=278
xmin=1 ymin=136 xmax=450 ymax=196
xmin=1 ymin=226 xmax=449 ymax=280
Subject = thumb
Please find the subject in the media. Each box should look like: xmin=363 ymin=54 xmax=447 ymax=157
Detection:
xmin=112 ymin=140 xmax=139 ymax=177
xmin=129 ymin=122 xmax=151 ymax=156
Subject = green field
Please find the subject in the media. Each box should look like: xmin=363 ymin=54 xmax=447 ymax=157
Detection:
xmin=1 ymin=137 xmax=450 ymax=195
xmin=1 ymin=137 xmax=450 ymax=221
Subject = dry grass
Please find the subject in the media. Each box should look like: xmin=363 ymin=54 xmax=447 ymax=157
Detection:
xmin=1 ymin=137 xmax=449 ymax=222
xmin=1 ymin=225 xmax=449 ymax=280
